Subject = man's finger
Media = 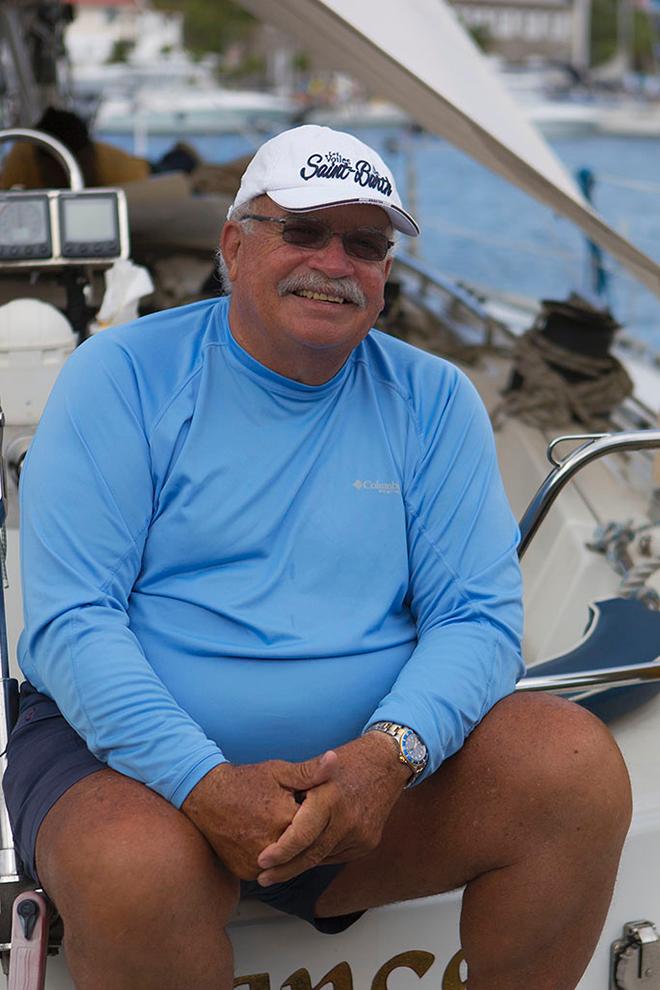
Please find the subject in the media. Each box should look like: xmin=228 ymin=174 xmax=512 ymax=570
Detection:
xmin=257 ymin=794 xmax=330 ymax=869
xmin=276 ymin=750 xmax=338 ymax=793
xmin=257 ymin=824 xmax=335 ymax=886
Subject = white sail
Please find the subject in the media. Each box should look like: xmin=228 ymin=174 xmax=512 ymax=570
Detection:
xmin=239 ymin=0 xmax=660 ymax=298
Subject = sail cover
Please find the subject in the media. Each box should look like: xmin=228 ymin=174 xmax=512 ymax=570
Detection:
xmin=239 ymin=0 xmax=660 ymax=298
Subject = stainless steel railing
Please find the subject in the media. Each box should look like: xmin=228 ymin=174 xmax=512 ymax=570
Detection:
xmin=0 ymin=128 xmax=83 ymax=191
xmin=0 ymin=410 xmax=20 ymax=883
xmin=518 ymin=430 xmax=660 ymax=558
xmin=517 ymin=657 xmax=660 ymax=694
xmin=516 ymin=429 xmax=660 ymax=699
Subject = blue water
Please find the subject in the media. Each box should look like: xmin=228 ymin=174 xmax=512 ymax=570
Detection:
xmin=100 ymin=127 xmax=660 ymax=354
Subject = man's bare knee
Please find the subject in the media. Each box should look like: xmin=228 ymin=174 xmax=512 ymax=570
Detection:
xmin=468 ymin=693 xmax=632 ymax=850
xmin=37 ymin=769 xmax=240 ymax=935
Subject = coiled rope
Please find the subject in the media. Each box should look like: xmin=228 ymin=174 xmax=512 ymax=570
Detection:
xmin=491 ymin=326 xmax=633 ymax=432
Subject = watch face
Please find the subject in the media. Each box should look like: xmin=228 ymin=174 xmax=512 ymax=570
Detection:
xmin=401 ymin=729 xmax=427 ymax=769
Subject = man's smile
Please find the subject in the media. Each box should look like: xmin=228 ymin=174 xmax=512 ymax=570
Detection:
xmin=291 ymin=289 xmax=350 ymax=305
xmin=278 ymin=272 xmax=368 ymax=309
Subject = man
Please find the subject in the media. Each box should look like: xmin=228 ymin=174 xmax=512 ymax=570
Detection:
xmin=4 ymin=125 xmax=630 ymax=989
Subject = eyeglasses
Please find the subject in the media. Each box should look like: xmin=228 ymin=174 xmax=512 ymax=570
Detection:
xmin=240 ymin=214 xmax=394 ymax=262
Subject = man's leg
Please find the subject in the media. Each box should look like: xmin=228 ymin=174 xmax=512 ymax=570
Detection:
xmin=36 ymin=769 xmax=240 ymax=990
xmin=315 ymin=694 xmax=632 ymax=990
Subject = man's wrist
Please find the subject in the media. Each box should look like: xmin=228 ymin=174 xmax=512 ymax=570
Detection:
xmin=360 ymin=729 xmax=414 ymax=786
xmin=181 ymin=762 xmax=233 ymax=814
xmin=364 ymin=721 xmax=428 ymax=784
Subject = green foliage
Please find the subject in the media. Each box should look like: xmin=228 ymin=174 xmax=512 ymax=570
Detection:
xmin=632 ymin=10 xmax=657 ymax=72
xmin=453 ymin=13 xmax=492 ymax=52
xmin=292 ymin=51 xmax=311 ymax=74
xmin=591 ymin=0 xmax=617 ymax=65
xmin=150 ymin=0 xmax=257 ymax=57
xmin=466 ymin=23 xmax=493 ymax=52
xmin=591 ymin=0 xmax=657 ymax=69
xmin=107 ymin=38 xmax=135 ymax=64
xmin=222 ymin=53 xmax=267 ymax=83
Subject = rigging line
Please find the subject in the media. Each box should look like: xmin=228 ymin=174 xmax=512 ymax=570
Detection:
xmin=598 ymin=174 xmax=660 ymax=196
xmin=420 ymin=220 xmax=580 ymax=262
xmin=422 ymin=221 xmax=648 ymax=291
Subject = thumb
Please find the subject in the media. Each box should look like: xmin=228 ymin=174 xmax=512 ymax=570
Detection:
xmin=277 ymin=750 xmax=338 ymax=792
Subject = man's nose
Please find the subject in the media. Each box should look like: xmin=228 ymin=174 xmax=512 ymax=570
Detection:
xmin=307 ymin=232 xmax=355 ymax=276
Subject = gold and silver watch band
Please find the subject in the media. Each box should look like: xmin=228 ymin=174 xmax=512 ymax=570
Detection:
xmin=366 ymin=720 xmax=428 ymax=782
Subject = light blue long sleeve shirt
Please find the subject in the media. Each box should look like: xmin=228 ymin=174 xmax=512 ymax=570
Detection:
xmin=18 ymin=296 xmax=524 ymax=807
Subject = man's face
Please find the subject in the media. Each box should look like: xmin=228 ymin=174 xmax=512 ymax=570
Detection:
xmin=221 ymin=196 xmax=393 ymax=383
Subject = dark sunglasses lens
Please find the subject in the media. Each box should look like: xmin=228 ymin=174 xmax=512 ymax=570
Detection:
xmin=280 ymin=220 xmax=389 ymax=261
xmin=281 ymin=220 xmax=328 ymax=248
xmin=343 ymin=230 xmax=390 ymax=261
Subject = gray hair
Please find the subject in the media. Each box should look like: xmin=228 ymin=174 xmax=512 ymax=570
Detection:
xmin=215 ymin=198 xmax=259 ymax=295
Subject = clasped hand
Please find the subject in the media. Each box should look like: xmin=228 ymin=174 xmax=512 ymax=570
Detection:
xmin=181 ymin=733 xmax=410 ymax=884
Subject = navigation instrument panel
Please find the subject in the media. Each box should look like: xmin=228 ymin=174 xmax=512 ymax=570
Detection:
xmin=0 ymin=189 xmax=129 ymax=268
xmin=59 ymin=193 xmax=121 ymax=259
xmin=0 ymin=196 xmax=50 ymax=260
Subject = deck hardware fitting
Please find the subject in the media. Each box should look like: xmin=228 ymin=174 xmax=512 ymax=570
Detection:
xmin=610 ymin=920 xmax=660 ymax=988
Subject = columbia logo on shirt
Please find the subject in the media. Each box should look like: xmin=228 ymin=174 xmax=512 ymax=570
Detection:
xmin=353 ymin=479 xmax=401 ymax=494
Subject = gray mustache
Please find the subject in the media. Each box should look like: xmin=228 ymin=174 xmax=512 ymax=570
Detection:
xmin=277 ymin=273 xmax=367 ymax=309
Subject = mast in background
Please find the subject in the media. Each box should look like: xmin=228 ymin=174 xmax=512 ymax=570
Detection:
xmin=572 ymin=0 xmax=592 ymax=72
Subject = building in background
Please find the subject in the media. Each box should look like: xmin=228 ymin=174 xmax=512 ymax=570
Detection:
xmin=66 ymin=0 xmax=182 ymax=68
xmin=450 ymin=0 xmax=591 ymax=70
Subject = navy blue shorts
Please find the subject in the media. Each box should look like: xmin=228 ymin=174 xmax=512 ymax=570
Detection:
xmin=3 ymin=682 xmax=364 ymax=934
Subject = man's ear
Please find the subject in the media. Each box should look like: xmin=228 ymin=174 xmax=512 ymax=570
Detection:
xmin=220 ymin=221 xmax=242 ymax=282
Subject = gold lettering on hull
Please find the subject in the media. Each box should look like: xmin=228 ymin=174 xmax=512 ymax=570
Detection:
xmin=234 ymin=974 xmax=271 ymax=990
xmin=442 ymin=950 xmax=468 ymax=989
xmin=281 ymin=963 xmax=353 ymax=990
xmin=233 ymin=948 xmax=466 ymax=990
xmin=371 ymin=950 xmax=435 ymax=989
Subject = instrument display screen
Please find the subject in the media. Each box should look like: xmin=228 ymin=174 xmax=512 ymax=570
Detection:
xmin=0 ymin=196 xmax=50 ymax=257
xmin=60 ymin=194 xmax=119 ymax=256
xmin=60 ymin=195 xmax=118 ymax=244
xmin=0 ymin=189 xmax=127 ymax=267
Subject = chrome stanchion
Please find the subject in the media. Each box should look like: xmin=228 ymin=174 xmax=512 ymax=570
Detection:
xmin=0 ymin=407 xmax=20 ymax=889
xmin=0 ymin=407 xmax=29 ymax=973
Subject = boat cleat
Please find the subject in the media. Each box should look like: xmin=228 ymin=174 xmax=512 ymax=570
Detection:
xmin=611 ymin=920 xmax=660 ymax=989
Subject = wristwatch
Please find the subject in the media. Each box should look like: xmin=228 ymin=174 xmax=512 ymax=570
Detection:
xmin=366 ymin=721 xmax=428 ymax=783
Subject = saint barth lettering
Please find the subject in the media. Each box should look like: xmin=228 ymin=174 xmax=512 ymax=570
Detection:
xmin=354 ymin=160 xmax=393 ymax=195
xmin=300 ymin=153 xmax=353 ymax=181
xmin=299 ymin=152 xmax=393 ymax=197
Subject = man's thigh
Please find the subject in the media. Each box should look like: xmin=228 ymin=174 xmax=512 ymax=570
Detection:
xmin=34 ymin=769 xmax=240 ymax=990
xmin=3 ymin=681 xmax=239 ymax=924
xmin=35 ymin=767 xmax=237 ymax=915
xmin=314 ymin=692 xmax=630 ymax=918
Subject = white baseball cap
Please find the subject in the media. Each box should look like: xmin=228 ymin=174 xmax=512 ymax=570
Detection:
xmin=227 ymin=124 xmax=419 ymax=236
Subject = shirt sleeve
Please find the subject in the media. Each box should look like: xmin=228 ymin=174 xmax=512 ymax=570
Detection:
xmin=18 ymin=335 xmax=226 ymax=807
xmin=364 ymin=366 xmax=525 ymax=780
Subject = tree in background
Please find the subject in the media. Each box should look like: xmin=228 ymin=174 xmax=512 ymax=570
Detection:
xmin=591 ymin=0 xmax=657 ymax=71
xmin=107 ymin=38 xmax=136 ymax=63
xmin=151 ymin=0 xmax=257 ymax=60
